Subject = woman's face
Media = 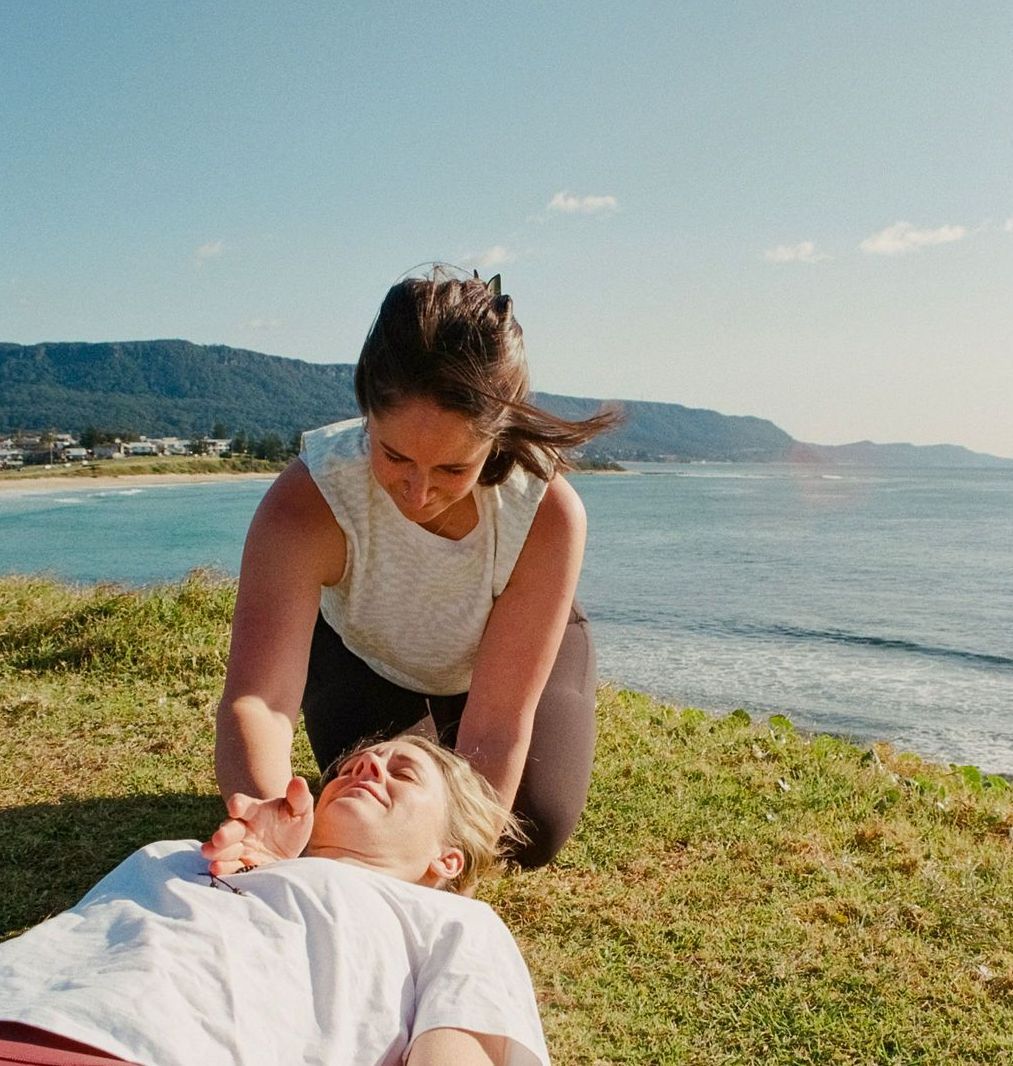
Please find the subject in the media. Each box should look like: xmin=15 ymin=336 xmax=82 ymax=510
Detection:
xmin=367 ymin=398 xmax=494 ymax=526
xmin=309 ymin=741 xmax=461 ymax=885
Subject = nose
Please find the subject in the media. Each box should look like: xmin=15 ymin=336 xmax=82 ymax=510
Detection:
xmin=350 ymin=751 xmax=384 ymax=782
xmin=401 ymin=464 xmax=434 ymax=508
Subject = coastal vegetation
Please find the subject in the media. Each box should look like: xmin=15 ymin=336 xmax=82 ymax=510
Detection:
xmin=0 ymin=454 xmax=287 ymax=481
xmin=0 ymin=452 xmax=617 ymax=483
xmin=1 ymin=572 xmax=1010 ymax=1063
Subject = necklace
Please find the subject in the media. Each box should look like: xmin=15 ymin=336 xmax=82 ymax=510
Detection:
xmin=420 ymin=494 xmax=478 ymax=539
xmin=422 ymin=505 xmax=457 ymax=538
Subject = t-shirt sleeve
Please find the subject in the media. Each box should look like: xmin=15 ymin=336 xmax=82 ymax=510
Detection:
xmin=408 ymin=903 xmax=550 ymax=1066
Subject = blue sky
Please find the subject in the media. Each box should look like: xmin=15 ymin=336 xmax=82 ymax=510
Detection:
xmin=2 ymin=2 xmax=1011 ymax=456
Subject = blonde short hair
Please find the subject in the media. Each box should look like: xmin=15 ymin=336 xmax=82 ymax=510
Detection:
xmin=320 ymin=735 xmax=524 ymax=894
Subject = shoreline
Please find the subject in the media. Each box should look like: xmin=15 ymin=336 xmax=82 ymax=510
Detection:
xmin=598 ymin=682 xmax=1013 ymax=780
xmin=0 ymin=466 xmax=634 ymax=495
xmin=0 ymin=471 xmax=279 ymax=494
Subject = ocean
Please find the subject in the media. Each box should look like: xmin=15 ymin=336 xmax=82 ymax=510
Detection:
xmin=1 ymin=464 xmax=1010 ymax=774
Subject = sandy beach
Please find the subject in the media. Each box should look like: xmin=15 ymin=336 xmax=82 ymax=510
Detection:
xmin=0 ymin=467 xmax=630 ymax=495
xmin=0 ymin=471 xmax=278 ymax=494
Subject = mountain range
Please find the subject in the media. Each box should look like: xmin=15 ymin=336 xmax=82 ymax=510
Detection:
xmin=1 ymin=339 xmax=1008 ymax=467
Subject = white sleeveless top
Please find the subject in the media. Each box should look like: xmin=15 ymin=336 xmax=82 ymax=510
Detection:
xmin=300 ymin=419 xmax=548 ymax=695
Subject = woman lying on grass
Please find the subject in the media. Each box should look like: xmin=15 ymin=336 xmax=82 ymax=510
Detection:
xmin=0 ymin=737 xmax=548 ymax=1066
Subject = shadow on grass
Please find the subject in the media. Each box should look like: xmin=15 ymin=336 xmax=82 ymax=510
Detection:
xmin=0 ymin=793 xmax=224 ymax=939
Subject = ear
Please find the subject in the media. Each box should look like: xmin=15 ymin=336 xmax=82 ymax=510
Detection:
xmin=426 ymin=846 xmax=465 ymax=886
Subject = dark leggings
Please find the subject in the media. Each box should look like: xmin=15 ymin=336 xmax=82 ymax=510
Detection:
xmin=301 ymin=604 xmax=598 ymax=868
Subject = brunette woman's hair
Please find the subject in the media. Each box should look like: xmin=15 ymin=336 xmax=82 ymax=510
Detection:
xmin=354 ymin=267 xmax=621 ymax=484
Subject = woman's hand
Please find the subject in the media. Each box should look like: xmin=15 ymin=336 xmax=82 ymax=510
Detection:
xmin=201 ymin=776 xmax=314 ymax=876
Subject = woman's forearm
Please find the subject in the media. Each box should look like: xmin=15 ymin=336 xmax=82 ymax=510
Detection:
xmin=455 ymin=711 xmax=533 ymax=813
xmin=215 ymin=694 xmax=297 ymax=800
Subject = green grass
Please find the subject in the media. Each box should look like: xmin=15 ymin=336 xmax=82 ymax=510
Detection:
xmin=1 ymin=574 xmax=1010 ymax=1063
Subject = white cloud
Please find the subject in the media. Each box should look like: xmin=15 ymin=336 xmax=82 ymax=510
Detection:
xmin=859 ymin=221 xmax=966 ymax=256
xmin=547 ymin=191 xmax=618 ymax=215
xmin=247 ymin=317 xmax=283 ymax=331
xmin=763 ymin=241 xmax=830 ymax=264
xmin=462 ymin=245 xmax=514 ymax=269
xmin=1004 ymin=218 xmax=1013 ymax=233
xmin=195 ymin=240 xmax=225 ymax=261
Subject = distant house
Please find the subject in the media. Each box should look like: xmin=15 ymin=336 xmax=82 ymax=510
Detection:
xmin=64 ymin=447 xmax=89 ymax=462
xmin=124 ymin=441 xmax=158 ymax=456
xmin=145 ymin=437 xmax=188 ymax=455
xmin=94 ymin=443 xmax=125 ymax=459
xmin=0 ymin=449 xmax=24 ymax=469
xmin=19 ymin=441 xmax=55 ymax=465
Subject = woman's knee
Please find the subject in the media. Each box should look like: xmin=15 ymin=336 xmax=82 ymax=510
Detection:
xmin=511 ymin=646 xmax=598 ymax=868
xmin=511 ymin=731 xmax=596 ymax=868
xmin=510 ymin=805 xmax=580 ymax=869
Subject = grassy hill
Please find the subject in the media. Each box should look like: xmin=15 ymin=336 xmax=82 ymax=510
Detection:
xmin=532 ymin=392 xmax=794 ymax=462
xmin=0 ymin=339 xmax=793 ymax=461
xmin=1 ymin=573 xmax=1010 ymax=1063
xmin=0 ymin=339 xmax=360 ymax=440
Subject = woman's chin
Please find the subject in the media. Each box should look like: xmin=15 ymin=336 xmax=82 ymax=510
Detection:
xmin=397 ymin=499 xmax=449 ymax=524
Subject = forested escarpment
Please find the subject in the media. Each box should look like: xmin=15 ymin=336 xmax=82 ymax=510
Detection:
xmin=1 ymin=340 xmax=1009 ymax=465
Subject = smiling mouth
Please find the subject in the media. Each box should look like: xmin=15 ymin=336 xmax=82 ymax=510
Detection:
xmin=345 ymin=782 xmax=389 ymax=807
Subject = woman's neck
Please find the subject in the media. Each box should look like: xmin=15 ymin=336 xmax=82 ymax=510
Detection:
xmin=304 ymin=843 xmax=429 ymax=885
xmin=418 ymin=492 xmax=479 ymax=540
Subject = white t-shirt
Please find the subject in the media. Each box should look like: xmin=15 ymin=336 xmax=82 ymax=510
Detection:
xmin=0 ymin=841 xmax=550 ymax=1066
xmin=300 ymin=419 xmax=548 ymax=694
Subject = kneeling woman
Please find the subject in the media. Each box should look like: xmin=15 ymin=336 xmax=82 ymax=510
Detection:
xmin=0 ymin=738 xmax=549 ymax=1066
xmin=211 ymin=268 xmax=617 ymax=869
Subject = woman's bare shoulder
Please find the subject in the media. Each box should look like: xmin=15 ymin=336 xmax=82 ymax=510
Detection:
xmin=248 ymin=459 xmax=346 ymax=586
xmin=530 ymin=474 xmax=587 ymax=540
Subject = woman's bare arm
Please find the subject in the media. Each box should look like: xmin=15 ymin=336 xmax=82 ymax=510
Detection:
xmin=408 ymin=1028 xmax=507 ymax=1066
xmin=215 ymin=459 xmax=345 ymax=800
xmin=455 ymin=475 xmax=586 ymax=809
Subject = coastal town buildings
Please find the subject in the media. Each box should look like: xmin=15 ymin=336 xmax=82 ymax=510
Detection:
xmin=0 ymin=431 xmax=232 ymax=466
